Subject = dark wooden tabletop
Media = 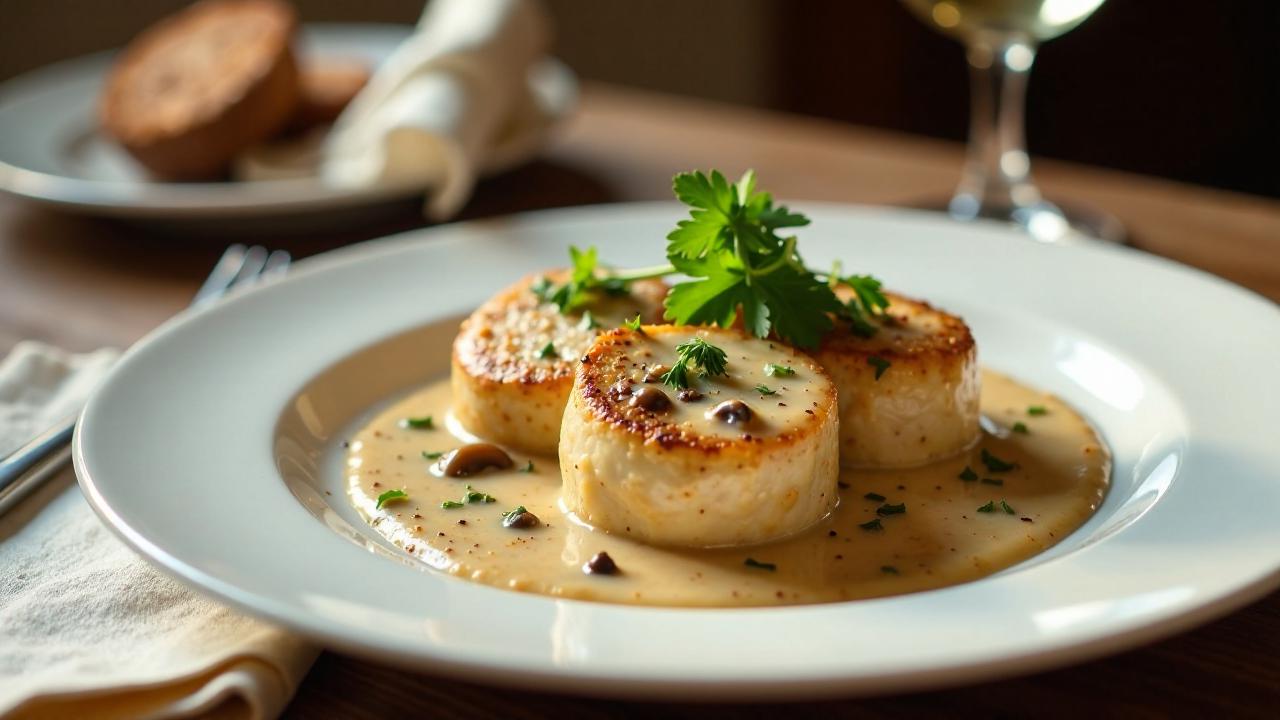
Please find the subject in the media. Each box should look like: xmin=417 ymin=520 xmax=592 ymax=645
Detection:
xmin=2 ymin=84 xmax=1277 ymax=718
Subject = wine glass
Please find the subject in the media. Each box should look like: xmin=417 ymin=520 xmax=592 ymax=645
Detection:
xmin=900 ymin=0 xmax=1123 ymax=243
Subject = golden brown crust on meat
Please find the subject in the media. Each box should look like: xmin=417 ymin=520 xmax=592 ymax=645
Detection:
xmin=576 ymin=326 xmax=837 ymax=453
xmin=821 ymin=290 xmax=975 ymax=362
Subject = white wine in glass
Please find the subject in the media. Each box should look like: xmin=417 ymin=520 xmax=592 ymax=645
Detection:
xmin=900 ymin=0 xmax=1123 ymax=242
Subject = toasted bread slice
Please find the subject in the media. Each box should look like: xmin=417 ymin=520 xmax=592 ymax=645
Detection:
xmin=100 ymin=0 xmax=300 ymax=179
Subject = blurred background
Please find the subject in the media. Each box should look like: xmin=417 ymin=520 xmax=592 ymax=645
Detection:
xmin=3 ymin=0 xmax=1276 ymax=198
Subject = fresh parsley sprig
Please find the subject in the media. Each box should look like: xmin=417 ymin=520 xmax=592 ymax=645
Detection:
xmin=532 ymin=169 xmax=889 ymax=350
xmin=661 ymin=337 xmax=729 ymax=390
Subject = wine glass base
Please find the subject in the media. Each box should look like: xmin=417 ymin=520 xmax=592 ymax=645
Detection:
xmin=943 ymin=194 xmax=1127 ymax=244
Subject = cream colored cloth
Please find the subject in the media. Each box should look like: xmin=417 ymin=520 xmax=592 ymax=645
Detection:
xmin=0 ymin=342 xmax=318 ymax=720
xmin=237 ymin=0 xmax=552 ymax=220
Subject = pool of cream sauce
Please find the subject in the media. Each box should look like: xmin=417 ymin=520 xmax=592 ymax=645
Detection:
xmin=346 ymin=370 xmax=1109 ymax=607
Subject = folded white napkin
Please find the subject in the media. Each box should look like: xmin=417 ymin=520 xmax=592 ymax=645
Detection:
xmin=237 ymin=0 xmax=552 ymax=220
xmin=0 ymin=342 xmax=317 ymax=720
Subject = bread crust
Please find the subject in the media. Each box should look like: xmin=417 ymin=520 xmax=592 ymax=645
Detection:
xmin=100 ymin=0 xmax=300 ymax=179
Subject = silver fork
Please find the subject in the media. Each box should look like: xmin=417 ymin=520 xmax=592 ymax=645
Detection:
xmin=0 ymin=244 xmax=291 ymax=515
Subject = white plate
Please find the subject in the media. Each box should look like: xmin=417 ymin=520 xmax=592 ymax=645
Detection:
xmin=74 ymin=204 xmax=1280 ymax=699
xmin=0 ymin=24 xmax=576 ymax=219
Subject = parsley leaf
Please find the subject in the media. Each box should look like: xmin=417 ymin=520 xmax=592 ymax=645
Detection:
xmin=864 ymin=492 xmax=886 ymax=501
xmin=867 ymin=356 xmax=891 ymax=380
xmin=958 ymin=466 xmax=979 ymax=482
xmin=623 ymin=314 xmax=643 ymax=331
xmin=578 ymin=310 xmax=601 ymax=331
xmin=743 ymin=557 xmax=777 ymax=571
xmin=1012 ymin=421 xmax=1029 ymax=434
xmin=1028 ymin=405 xmax=1048 ymax=416
xmin=463 ymin=485 xmax=496 ymax=504
xmin=754 ymin=384 xmax=776 ymax=395
xmin=422 ymin=450 xmax=444 ymax=460
xmin=400 ymin=416 xmax=433 ymax=430
xmin=375 ymin=489 xmax=408 ymax=509
xmin=976 ymin=501 xmax=996 ymax=513
xmin=859 ymin=518 xmax=884 ymax=531
xmin=440 ymin=499 xmax=464 ymax=509
xmin=520 ymin=460 xmax=535 ymax=473
xmin=661 ymin=170 xmax=841 ymax=349
xmin=764 ymin=363 xmax=796 ymax=377
xmin=537 ymin=341 xmax=557 ymax=360
xmin=876 ymin=502 xmax=907 ymax=516
xmin=1001 ymin=500 xmax=1016 ymax=515
xmin=981 ymin=448 xmax=1017 ymax=472
xmin=662 ymin=337 xmax=729 ymax=390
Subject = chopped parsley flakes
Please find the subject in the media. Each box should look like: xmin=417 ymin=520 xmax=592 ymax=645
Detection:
xmin=859 ymin=518 xmax=884 ymax=531
xmin=400 ymin=416 xmax=434 ymax=430
xmin=764 ymin=363 xmax=796 ymax=377
xmin=743 ymin=558 xmax=777 ymax=571
xmin=977 ymin=501 xmax=996 ymax=513
xmin=754 ymin=384 xmax=776 ymax=396
xmin=422 ymin=450 xmax=444 ymax=460
xmin=1027 ymin=405 xmax=1048 ymax=416
xmin=1012 ymin=421 xmax=1029 ymax=434
xmin=867 ymin=355 xmax=891 ymax=380
xmin=537 ymin=341 xmax=558 ymax=360
xmin=864 ymin=492 xmax=886 ymax=502
xmin=980 ymin=448 xmax=1017 ymax=472
xmin=876 ymin=502 xmax=906 ymax=516
xmin=958 ymin=466 xmax=978 ymax=482
xmin=375 ymin=489 xmax=408 ymax=509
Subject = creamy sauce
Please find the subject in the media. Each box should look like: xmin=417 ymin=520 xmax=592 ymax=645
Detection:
xmin=346 ymin=371 xmax=1109 ymax=607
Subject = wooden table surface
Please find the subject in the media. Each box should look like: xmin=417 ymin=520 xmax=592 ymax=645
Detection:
xmin=2 ymin=84 xmax=1277 ymax=717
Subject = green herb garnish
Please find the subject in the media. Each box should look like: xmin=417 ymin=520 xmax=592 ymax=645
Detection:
xmin=743 ymin=557 xmax=777 ymax=571
xmin=530 ymin=246 xmax=631 ymax=312
xmin=1001 ymin=500 xmax=1016 ymax=515
xmin=401 ymin=416 xmax=434 ymax=430
xmin=501 ymin=505 xmax=528 ymax=519
xmin=977 ymin=501 xmax=996 ymax=513
xmin=958 ymin=466 xmax=979 ymax=482
xmin=754 ymin=384 xmax=776 ymax=396
xmin=422 ymin=450 xmax=444 ymax=460
xmin=536 ymin=341 xmax=557 ymax=360
xmin=764 ymin=363 xmax=796 ymax=377
xmin=440 ymin=500 xmax=464 ymax=509
xmin=880 ymin=565 xmax=899 ymax=575
xmin=623 ymin=314 xmax=644 ymax=331
xmin=661 ymin=337 xmax=729 ymax=390
xmin=463 ymin=485 xmax=497 ymax=504
xmin=538 ymin=170 xmax=886 ymax=350
xmin=578 ymin=310 xmax=601 ymax=331
xmin=859 ymin=518 xmax=884 ymax=531
xmin=981 ymin=478 xmax=1004 ymax=486
xmin=520 ymin=460 xmax=535 ymax=473
xmin=1012 ymin=421 xmax=1029 ymax=434
xmin=839 ymin=274 xmax=891 ymax=338
xmin=981 ymin=448 xmax=1017 ymax=472
xmin=867 ymin=355 xmax=891 ymax=380
xmin=876 ymin=502 xmax=906 ymax=516
xmin=864 ymin=492 xmax=886 ymax=502
xmin=375 ymin=489 xmax=408 ymax=509
xmin=1028 ymin=405 xmax=1048 ymax=416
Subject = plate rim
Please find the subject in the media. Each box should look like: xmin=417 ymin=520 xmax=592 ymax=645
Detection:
xmin=72 ymin=202 xmax=1280 ymax=698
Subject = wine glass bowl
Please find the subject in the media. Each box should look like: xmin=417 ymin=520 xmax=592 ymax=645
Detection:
xmin=900 ymin=0 xmax=1122 ymax=243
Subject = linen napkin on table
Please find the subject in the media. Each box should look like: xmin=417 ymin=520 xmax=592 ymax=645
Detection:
xmin=237 ymin=0 xmax=553 ymax=220
xmin=0 ymin=342 xmax=317 ymax=720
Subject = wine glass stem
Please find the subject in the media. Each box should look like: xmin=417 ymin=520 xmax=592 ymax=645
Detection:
xmin=952 ymin=35 xmax=1043 ymax=220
